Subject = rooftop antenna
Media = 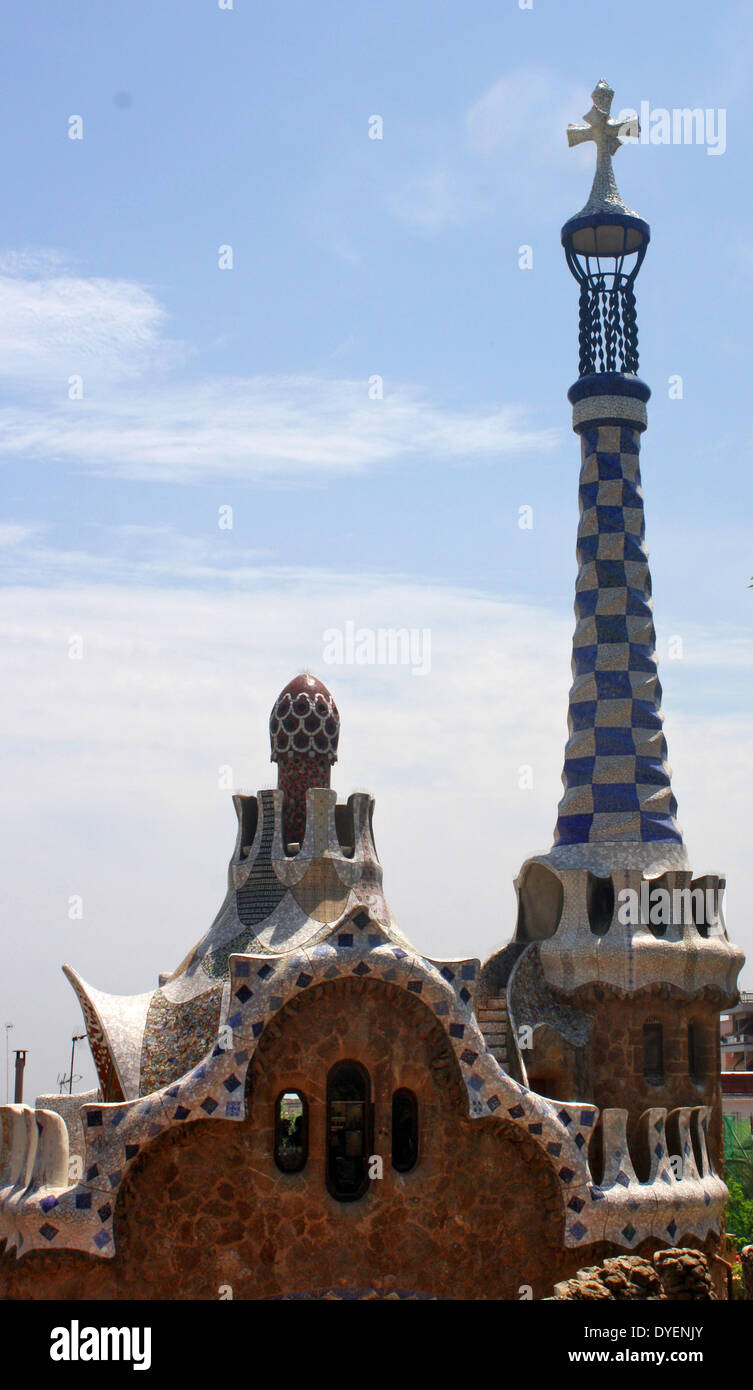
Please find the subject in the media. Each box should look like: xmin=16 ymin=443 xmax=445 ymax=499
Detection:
xmin=58 ymin=1033 xmax=87 ymax=1095
xmin=4 ymin=1022 xmax=13 ymax=1104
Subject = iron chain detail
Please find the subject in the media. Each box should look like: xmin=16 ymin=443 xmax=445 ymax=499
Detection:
xmin=576 ymin=273 xmax=640 ymax=377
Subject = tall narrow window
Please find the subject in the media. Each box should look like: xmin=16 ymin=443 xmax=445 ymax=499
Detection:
xmin=274 ymin=1090 xmax=308 ymax=1173
xmin=642 ymin=1022 xmax=664 ymax=1083
xmin=688 ymin=1023 xmax=702 ymax=1082
xmin=391 ymin=1088 xmax=418 ymax=1173
xmin=327 ymin=1060 xmax=372 ymax=1201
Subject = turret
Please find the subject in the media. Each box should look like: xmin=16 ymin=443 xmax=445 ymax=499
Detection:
xmin=270 ymin=672 xmax=340 ymax=848
xmin=484 ymin=81 xmax=744 ymax=1171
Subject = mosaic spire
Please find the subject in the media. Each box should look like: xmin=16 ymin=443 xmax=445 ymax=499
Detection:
xmin=550 ymin=84 xmax=688 ymax=874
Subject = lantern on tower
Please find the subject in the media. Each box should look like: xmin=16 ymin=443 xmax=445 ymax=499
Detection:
xmin=562 ymin=80 xmax=649 ymax=377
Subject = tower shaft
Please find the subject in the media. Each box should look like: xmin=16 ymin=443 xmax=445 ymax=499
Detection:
xmin=552 ymin=376 xmax=686 ymax=875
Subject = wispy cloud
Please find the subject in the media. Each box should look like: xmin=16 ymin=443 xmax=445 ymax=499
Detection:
xmin=466 ymin=67 xmax=586 ymax=164
xmin=0 ymin=265 xmax=185 ymax=385
xmin=0 ymin=262 xmax=558 ymax=483
xmin=0 ymin=520 xmax=49 ymax=548
xmin=388 ymin=67 xmax=618 ymax=234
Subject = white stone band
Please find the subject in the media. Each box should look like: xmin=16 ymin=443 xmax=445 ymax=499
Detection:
xmin=572 ymin=394 xmax=648 ymax=430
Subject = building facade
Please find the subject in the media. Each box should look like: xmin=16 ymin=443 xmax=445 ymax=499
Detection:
xmin=722 ymin=993 xmax=753 ymax=1129
xmin=0 ymin=80 xmax=745 ymax=1300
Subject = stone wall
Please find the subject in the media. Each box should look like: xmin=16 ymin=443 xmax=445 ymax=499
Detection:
xmin=564 ymin=989 xmax=723 ymax=1173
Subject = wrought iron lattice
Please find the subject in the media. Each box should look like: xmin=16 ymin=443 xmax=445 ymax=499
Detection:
xmin=567 ymin=247 xmax=641 ymax=376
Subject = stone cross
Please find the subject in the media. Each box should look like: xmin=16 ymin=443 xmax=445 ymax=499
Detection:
xmin=567 ymin=79 xmax=638 ymax=217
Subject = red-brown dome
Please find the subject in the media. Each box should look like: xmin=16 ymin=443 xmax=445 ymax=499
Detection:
xmin=269 ymin=673 xmax=339 ymax=764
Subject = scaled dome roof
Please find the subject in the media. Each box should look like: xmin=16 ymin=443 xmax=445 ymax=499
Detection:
xmin=270 ymin=673 xmax=340 ymax=763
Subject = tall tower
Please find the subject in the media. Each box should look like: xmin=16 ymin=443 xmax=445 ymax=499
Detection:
xmin=490 ymin=81 xmax=743 ymax=1174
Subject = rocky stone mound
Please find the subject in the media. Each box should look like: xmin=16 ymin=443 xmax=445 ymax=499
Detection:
xmin=552 ymin=1248 xmax=715 ymax=1300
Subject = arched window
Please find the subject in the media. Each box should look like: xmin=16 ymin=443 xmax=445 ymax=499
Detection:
xmin=391 ymin=1088 xmax=418 ymax=1173
xmin=326 ymin=1060 xmax=372 ymax=1201
xmin=642 ymin=1021 xmax=664 ymax=1084
xmin=274 ymin=1090 xmax=308 ymax=1173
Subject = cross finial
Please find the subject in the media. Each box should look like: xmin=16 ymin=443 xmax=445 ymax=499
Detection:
xmin=567 ymin=79 xmax=638 ymax=218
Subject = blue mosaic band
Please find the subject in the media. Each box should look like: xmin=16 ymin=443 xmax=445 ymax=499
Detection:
xmin=553 ymin=383 xmax=684 ymax=854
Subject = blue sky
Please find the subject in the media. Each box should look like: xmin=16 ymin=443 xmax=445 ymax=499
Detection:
xmin=1 ymin=0 xmax=751 ymax=1101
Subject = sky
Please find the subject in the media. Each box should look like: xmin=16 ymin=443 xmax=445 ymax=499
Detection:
xmin=1 ymin=0 xmax=751 ymax=1104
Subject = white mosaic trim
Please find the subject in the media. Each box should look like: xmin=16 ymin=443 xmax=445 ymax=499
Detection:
xmin=572 ymin=394 xmax=647 ymax=429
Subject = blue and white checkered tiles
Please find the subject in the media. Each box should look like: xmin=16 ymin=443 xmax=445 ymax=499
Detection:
xmin=554 ymin=422 xmax=684 ymax=851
